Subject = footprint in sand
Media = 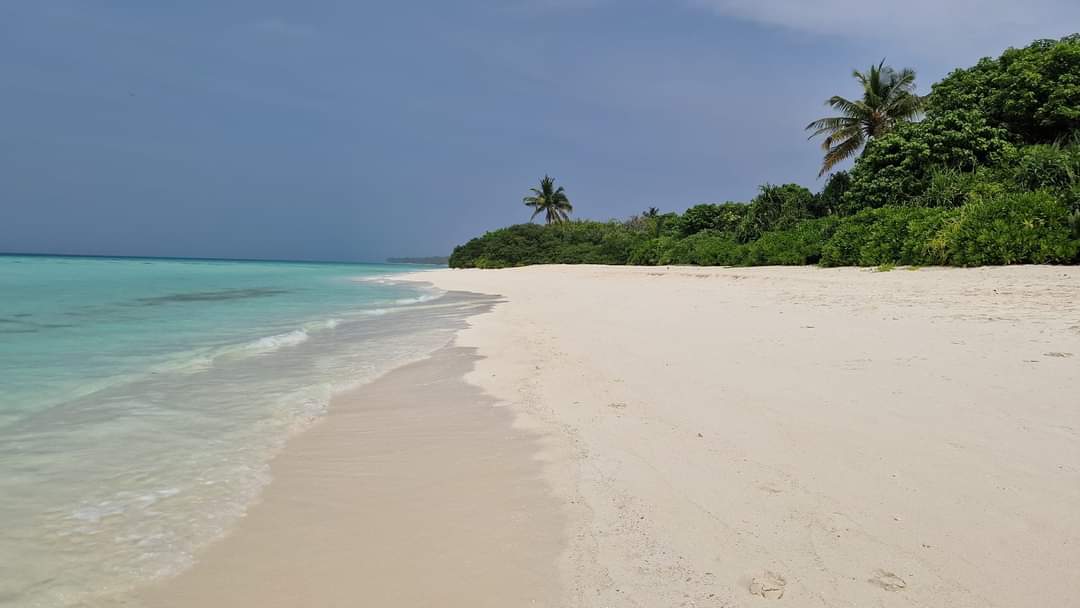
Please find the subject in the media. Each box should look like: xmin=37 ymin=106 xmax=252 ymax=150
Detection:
xmin=869 ymin=569 xmax=907 ymax=591
xmin=749 ymin=571 xmax=786 ymax=599
xmin=1044 ymin=352 xmax=1074 ymax=358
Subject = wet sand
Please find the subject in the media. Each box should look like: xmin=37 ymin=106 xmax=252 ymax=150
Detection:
xmin=140 ymin=345 xmax=566 ymax=608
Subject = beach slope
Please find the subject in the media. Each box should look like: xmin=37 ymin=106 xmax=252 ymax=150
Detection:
xmin=411 ymin=264 xmax=1080 ymax=608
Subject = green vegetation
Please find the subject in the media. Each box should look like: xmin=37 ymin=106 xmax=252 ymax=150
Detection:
xmin=927 ymin=35 xmax=1080 ymax=143
xmin=523 ymin=175 xmax=573 ymax=224
xmin=449 ymin=36 xmax=1080 ymax=269
xmin=385 ymin=256 xmax=449 ymax=265
xmin=806 ymin=60 xmax=925 ymax=176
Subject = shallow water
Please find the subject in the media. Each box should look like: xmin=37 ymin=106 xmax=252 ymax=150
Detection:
xmin=0 ymin=255 xmax=483 ymax=607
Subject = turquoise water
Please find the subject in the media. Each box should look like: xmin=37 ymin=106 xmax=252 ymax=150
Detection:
xmin=0 ymin=255 xmax=485 ymax=607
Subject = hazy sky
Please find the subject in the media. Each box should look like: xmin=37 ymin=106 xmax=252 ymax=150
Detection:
xmin=2 ymin=1 xmax=1077 ymax=261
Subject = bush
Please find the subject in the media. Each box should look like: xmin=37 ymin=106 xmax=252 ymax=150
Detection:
xmin=937 ymin=190 xmax=1080 ymax=265
xmin=739 ymin=217 xmax=839 ymax=265
xmin=448 ymin=223 xmax=545 ymax=268
xmin=911 ymin=166 xmax=1017 ymax=208
xmin=1066 ymin=187 xmax=1080 ymax=239
xmin=660 ymin=231 xmax=741 ymax=265
xmin=623 ymin=212 xmax=681 ymax=238
xmin=676 ymin=203 xmax=747 ymax=237
xmin=814 ymin=171 xmax=851 ymax=216
xmin=842 ymin=110 xmax=1017 ymax=212
xmin=627 ymin=237 xmax=672 ymax=265
xmin=737 ymin=183 xmax=816 ymax=242
xmin=1013 ymin=144 xmax=1080 ymax=191
xmin=690 ymin=234 xmax=742 ymax=265
xmin=1064 ymin=175 xmax=1080 ymax=241
xmin=448 ymin=221 xmax=648 ymax=268
xmin=820 ymin=207 xmax=956 ymax=266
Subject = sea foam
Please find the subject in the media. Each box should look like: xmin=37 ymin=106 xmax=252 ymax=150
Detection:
xmin=243 ymin=329 xmax=310 ymax=352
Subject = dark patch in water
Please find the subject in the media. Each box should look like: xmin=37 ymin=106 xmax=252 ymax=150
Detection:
xmin=134 ymin=288 xmax=290 ymax=306
xmin=13 ymin=313 xmax=33 ymax=318
xmin=0 ymin=317 xmax=74 ymax=330
xmin=0 ymin=328 xmax=38 ymax=334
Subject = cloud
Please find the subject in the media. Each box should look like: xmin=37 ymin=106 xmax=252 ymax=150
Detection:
xmin=688 ymin=0 xmax=1079 ymax=56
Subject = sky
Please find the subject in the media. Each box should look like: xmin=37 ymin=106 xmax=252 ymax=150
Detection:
xmin=2 ymin=1 xmax=1077 ymax=262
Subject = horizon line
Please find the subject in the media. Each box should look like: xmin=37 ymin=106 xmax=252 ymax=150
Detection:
xmin=0 ymin=251 xmax=445 ymax=266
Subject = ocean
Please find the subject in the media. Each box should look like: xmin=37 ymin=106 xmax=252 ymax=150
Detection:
xmin=0 ymin=255 xmax=486 ymax=607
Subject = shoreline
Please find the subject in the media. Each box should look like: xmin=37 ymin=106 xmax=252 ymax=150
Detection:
xmin=140 ymin=341 xmax=568 ymax=607
xmin=136 ymin=264 xmax=1079 ymax=607
xmin=1 ymin=265 xmax=506 ymax=608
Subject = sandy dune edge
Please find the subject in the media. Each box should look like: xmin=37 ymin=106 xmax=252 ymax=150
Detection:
xmin=407 ymin=264 xmax=1080 ymax=608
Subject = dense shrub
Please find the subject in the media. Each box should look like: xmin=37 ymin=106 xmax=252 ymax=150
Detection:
xmin=937 ymin=191 xmax=1079 ymax=265
xmin=629 ymin=221 xmax=840 ymax=267
xmin=1066 ymin=185 xmax=1080 ymax=239
xmin=739 ymin=218 xmax=839 ymax=265
xmin=912 ymin=167 xmax=981 ymax=208
xmin=813 ymin=171 xmax=851 ymax=216
xmin=626 ymin=236 xmax=673 ymax=265
xmin=737 ymin=183 xmax=816 ymax=242
xmin=842 ymin=110 xmax=1016 ymax=212
xmin=820 ymin=207 xmax=956 ymax=266
xmin=1064 ymin=183 xmax=1080 ymax=214
xmin=911 ymin=166 xmax=1014 ymax=208
xmin=676 ymin=203 xmax=747 ymax=237
xmin=448 ymin=221 xmax=648 ymax=268
xmin=928 ymin=35 xmax=1080 ymax=144
xmin=448 ymin=223 xmax=545 ymax=268
xmin=1013 ymin=144 xmax=1080 ymax=191
xmin=451 ymin=192 xmax=1080 ymax=269
xmin=627 ymin=212 xmax=681 ymax=238
xmin=662 ymin=231 xmax=741 ymax=265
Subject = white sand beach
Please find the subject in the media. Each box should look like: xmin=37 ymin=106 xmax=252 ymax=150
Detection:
xmin=406 ymin=264 xmax=1079 ymax=607
xmin=145 ymin=264 xmax=1079 ymax=607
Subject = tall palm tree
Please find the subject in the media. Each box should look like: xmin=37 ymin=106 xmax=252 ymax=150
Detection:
xmin=523 ymin=175 xmax=573 ymax=224
xmin=806 ymin=60 xmax=924 ymax=176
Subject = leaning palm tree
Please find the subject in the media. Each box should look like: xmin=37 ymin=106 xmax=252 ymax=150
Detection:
xmin=523 ymin=175 xmax=573 ymax=224
xmin=806 ymin=60 xmax=924 ymax=176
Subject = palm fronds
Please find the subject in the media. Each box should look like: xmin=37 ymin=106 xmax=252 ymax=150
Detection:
xmin=523 ymin=175 xmax=573 ymax=224
xmin=807 ymin=60 xmax=924 ymax=176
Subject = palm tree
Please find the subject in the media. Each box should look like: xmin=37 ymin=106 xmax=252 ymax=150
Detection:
xmin=523 ymin=175 xmax=573 ymax=224
xmin=806 ymin=60 xmax=924 ymax=176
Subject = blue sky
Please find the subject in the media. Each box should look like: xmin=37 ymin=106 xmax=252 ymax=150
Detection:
xmin=2 ymin=1 xmax=1077 ymax=261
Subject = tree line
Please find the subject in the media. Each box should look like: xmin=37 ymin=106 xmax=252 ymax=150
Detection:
xmin=450 ymin=35 xmax=1080 ymax=269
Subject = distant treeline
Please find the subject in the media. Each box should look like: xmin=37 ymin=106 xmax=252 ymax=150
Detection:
xmin=449 ymin=35 xmax=1080 ymax=269
xmin=386 ymin=256 xmax=449 ymax=265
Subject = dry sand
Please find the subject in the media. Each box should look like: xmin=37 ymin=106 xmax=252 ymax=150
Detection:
xmin=406 ymin=265 xmax=1079 ymax=608
xmin=145 ymin=264 xmax=1079 ymax=608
